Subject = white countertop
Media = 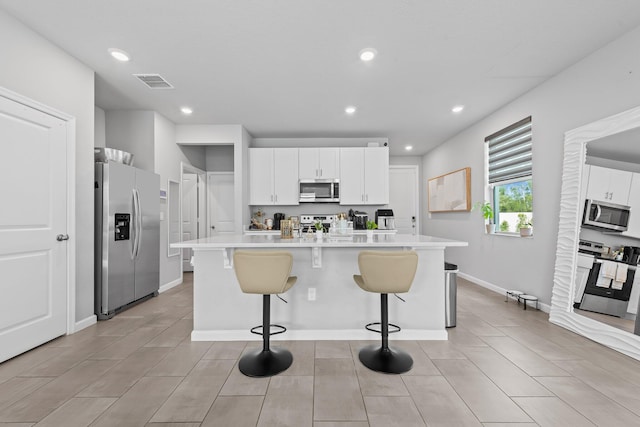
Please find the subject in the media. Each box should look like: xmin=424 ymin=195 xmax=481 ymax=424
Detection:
xmin=172 ymin=233 xmax=467 ymax=249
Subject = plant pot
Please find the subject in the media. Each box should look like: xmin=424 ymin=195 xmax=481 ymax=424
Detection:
xmin=315 ymin=230 xmax=323 ymax=240
xmin=519 ymin=227 xmax=533 ymax=237
xmin=366 ymin=229 xmax=374 ymax=239
xmin=485 ymin=223 xmax=496 ymax=234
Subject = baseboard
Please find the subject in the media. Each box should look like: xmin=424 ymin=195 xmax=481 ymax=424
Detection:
xmin=159 ymin=277 xmax=183 ymax=293
xmin=191 ymin=329 xmax=448 ymax=341
xmin=458 ymin=272 xmax=551 ymax=313
xmin=73 ymin=315 xmax=97 ymax=333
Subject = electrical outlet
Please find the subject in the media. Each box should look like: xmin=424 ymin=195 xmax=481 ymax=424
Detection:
xmin=308 ymin=288 xmax=316 ymax=301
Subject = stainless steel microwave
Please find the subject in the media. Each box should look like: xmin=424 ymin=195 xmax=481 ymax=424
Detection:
xmin=582 ymin=199 xmax=631 ymax=232
xmin=299 ymin=179 xmax=340 ymax=203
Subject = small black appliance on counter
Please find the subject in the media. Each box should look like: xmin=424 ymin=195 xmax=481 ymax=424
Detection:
xmin=273 ymin=213 xmax=285 ymax=230
xmin=623 ymin=246 xmax=640 ymax=265
xmin=353 ymin=211 xmax=368 ymax=230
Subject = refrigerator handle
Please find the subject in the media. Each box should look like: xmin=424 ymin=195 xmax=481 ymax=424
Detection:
xmin=133 ymin=188 xmax=142 ymax=259
xmin=131 ymin=189 xmax=138 ymax=260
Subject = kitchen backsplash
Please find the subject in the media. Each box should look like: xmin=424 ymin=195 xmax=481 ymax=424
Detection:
xmin=253 ymin=204 xmax=390 ymax=223
xmin=580 ymin=227 xmax=640 ymax=254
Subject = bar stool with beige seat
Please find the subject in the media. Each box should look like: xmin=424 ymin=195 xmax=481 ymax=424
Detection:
xmin=233 ymin=250 xmax=297 ymax=377
xmin=353 ymin=250 xmax=419 ymax=374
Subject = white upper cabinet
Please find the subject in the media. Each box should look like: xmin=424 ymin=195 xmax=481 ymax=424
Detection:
xmin=586 ymin=165 xmax=632 ymax=205
xmin=622 ymin=173 xmax=640 ymax=238
xmin=298 ymin=148 xmax=340 ymax=179
xmin=339 ymin=148 xmax=364 ymax=204
xmin=249 ymin=148 xmax=299 ymax=205
xmin=339 ymin=147 xmax=389 ymax=205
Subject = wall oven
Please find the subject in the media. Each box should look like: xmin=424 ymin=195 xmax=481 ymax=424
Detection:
xmin=582 ymin=199 xmax=630 ymax=232
xmin=299 ymin=179 xmax=340 ymax=203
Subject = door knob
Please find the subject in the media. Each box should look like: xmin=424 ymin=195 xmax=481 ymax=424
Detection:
xmin=56 ymin=234 xmax=69 ymax=241
xmin=211 ymin=226 xmax=216 ymax=230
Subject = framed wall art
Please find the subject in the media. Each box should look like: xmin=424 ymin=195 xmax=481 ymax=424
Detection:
xmin=428 ymin=167 xmax=471 ymax=212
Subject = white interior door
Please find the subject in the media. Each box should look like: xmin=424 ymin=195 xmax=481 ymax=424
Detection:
xmin=389 ymin=165 xmax=419 ymax=235
xmin=182 ymin=173 xmax=197 ymax=272
xmin=0 ymin=95 xmax=68 ymax=363
xmin=208 ymin=172 xmax=235 ymax=235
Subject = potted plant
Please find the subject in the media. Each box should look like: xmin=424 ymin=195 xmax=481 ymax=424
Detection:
xmin=474 ymin=201 xmax=495 ymax=234
xmin=517 ymin=214 xmax=533 ymax=237
xmin=314 ymin=221 xmax=325 ymax=239
xmin=365 ymin=220 xmax=378 ymax=239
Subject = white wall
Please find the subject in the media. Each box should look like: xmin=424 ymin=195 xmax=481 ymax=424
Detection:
xmin=205 ymin=145 xmax=234 ymax=171
xmin=95 ymin=106 xmax=105 ymax=148
xmin=105 ymin=110 xmax=155 ymax=171
xmin=422 ymin=25 xmax=640 ymax=305
xmin=0 ymin=9 xmax=96 ymax=324
xmin=176 ymin=124 xmax=250 ymax=233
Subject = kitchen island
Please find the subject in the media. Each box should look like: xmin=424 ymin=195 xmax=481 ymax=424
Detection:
xmin=172 ymin=233 xmax=467 ymax=341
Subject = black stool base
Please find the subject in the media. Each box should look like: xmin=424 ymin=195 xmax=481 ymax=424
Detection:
xmin=358 ymin=344 xmax=413 ymax=374
xmin=238 ymin=347 xmax=293 ymax=377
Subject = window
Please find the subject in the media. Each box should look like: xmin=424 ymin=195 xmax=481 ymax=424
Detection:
xmin=485 ymin=117 xmax=533 ymax=233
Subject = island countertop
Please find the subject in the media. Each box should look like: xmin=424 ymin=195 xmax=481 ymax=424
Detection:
xmin=173 ymin=233 xmax=468 ymax=342
xmin=172 ymin=233 xmax=468 ymax=249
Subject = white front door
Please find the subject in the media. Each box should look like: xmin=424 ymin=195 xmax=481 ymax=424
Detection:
xmin=0 ymin=94 xmax=68 ymax=363
xmin=182 ymin=173 xmax=197 ymax=272
xmin=208 ymin=172 xmax=235 ymax=235
xmin=389 ymin=165 xmax=419 ymax=235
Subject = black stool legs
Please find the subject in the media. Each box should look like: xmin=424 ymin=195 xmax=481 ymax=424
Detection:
xmin=359 ymin=294 xmax=413 ymax=374
xmin=238 ymin=295 xmax=293 ymax=377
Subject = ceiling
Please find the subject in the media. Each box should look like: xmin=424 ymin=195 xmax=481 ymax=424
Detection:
xmin=588 ymin=126 xmax=640 ymax=165
xmin=3 ymin=1 xmax=640 ymax=156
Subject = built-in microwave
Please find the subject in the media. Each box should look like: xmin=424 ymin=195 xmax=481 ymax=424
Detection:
xmin=582 ymin=199 xmax=631 ymax=232
xmin=299 ymin=179 xmax=340 ymax=203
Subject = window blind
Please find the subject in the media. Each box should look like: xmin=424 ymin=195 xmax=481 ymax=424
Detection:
xmin=485 ymin=116 xmax=532 ymax=184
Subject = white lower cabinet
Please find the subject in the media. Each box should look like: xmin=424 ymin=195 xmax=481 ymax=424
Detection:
xmin=575 ymin=253 xmax=594 ymax=303
xmin=249 ymin=148 xmax=299 ymax=205
xmin=628 ymin=272 xmax=640 ymax=315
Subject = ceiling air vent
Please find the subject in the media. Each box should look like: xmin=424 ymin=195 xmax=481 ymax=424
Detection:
xmin=133 ymin=74 xmax=174 ymax=89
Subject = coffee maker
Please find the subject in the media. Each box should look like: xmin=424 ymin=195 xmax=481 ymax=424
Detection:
xmin=273 ymin=213 xmax=285 ymax=230
xmin=623 ymin=246 xmax=640 ymax=265
xmin=375 ymin=209 xmax=395 ymax=230
xmin=353 ymin=212 xmax=368 ymax=230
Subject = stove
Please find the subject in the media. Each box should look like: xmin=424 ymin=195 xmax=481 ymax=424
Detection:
xmin=578 ymin=239 xmax=608 ymax=256
xmin=300 ymin=214 xmax=337 ymax=232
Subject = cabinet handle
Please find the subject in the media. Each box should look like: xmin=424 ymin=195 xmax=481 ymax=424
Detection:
xmin=275 ymin=194 xmax=278 ymax=203
xmin=320 ymin=168 xmax=323 ymax=176
xmin=316 ymin=169 xmax=319 ymax=177
xmin=271 ymin=195 xmax=273 ymax=202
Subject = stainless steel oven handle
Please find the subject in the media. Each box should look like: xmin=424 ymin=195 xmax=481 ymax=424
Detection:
xmin=594 ymin=204 xmax=602 ymax=221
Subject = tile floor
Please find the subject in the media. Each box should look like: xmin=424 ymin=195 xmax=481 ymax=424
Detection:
xmin=1 ymin=274 xmax=640 ymax=426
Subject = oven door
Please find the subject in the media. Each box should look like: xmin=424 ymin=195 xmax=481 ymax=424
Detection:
xmin=583 ymin=199 xmax=630 ymax=232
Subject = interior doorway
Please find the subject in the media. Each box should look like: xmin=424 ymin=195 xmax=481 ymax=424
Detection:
xmin=181 ymin=163 xmax=206 ymax=272
xmin=389 ymin=165 xmax=420 ymax=235
xmin=208 ymin=172 xmax=235 ymax=236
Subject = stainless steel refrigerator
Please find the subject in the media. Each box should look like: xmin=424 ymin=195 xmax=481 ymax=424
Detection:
xmin=95 ymin=161 xmax=160 ymax=320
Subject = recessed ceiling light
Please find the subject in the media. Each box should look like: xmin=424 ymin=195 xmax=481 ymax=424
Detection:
xmin=108 ymin=48 xmax=130 ymax=62
xmin=181 ymin=107 xmax=193 ymax=115
xmin=345 ymin=106 xmax=356 ymax=114
xmin=359 ymin=48 xmax=377 ymax=62
xmin=405 ymin=145 xmax=413 ymax=151
xmin=451 ymin=105 xmax=465 ymax=113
